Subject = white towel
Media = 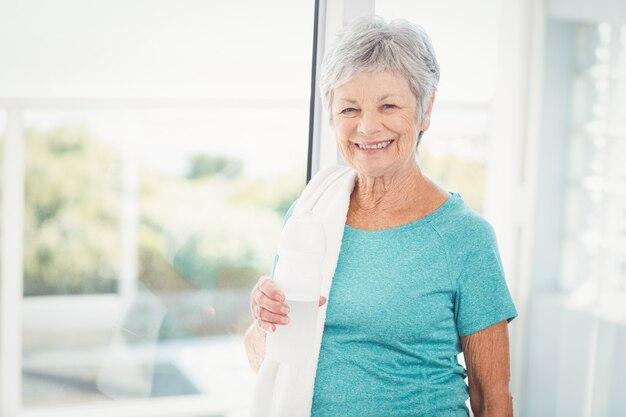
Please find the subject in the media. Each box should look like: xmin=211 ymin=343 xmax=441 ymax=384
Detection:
xmin=250 ymin=164 xmax=358 ymax=417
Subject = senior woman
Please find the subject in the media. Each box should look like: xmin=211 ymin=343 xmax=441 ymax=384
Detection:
xmin=245 ymin=16 xmax=517 ymax=417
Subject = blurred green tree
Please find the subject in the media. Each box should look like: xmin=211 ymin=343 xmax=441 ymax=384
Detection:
xmin=231 ymin=171 xmax=305 ymax=217
xmin=186 ymin=154 xmax=242 ymax=180
xmin=24 ymin=127 xmax=121 ymax=295
xmin=23 ymin=125 xmax=299 ymax=296
xmin=420 ymin=151 xmax=485 ymax=213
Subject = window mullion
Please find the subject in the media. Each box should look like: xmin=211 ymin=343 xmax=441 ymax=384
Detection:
xmin=1 ymin=107 xmax=25 ymax=416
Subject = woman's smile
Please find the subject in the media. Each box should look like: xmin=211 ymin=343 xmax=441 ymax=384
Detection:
xmin=355 ymin=139 xmax=395 ymax=152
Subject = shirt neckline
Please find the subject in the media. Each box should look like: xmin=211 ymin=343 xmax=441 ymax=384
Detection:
xmin=343 ymin=192 xmax=461 ymax=237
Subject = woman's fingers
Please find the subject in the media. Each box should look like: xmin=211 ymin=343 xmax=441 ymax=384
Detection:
xmin=250 ymin=276 xmax=271 ymax=316
xmin=256 ymin=316 xmax=276 ymax=333
xmin=258 ymin=306 xmax=290 ymax=325
xmin=251 ymin=277 xmax=289 ymax=333
xmin=256 ymin=279 xmax=288 ymax=315
xmin=251 ymin=277 xmax=329 ymax=333
xmin=255 ymin=305 xmax=288 ymax=333
xmin=256 ymin=290 xmax=290 ymax=315
xmin=258 ymin=278 xmax=285 ymax=302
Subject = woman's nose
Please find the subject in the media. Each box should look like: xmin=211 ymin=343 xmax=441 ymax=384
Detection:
xmin=357 ymin=110 xmax=382 ymax=137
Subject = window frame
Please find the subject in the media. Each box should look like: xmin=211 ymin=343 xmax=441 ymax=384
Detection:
xmin=1 ymin=106 xmax=25 ymax=417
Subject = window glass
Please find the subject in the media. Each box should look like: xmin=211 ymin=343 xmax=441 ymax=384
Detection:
xmin=16 ymin=0 xmax=314 ymax=412
xmin=22 ymin=106 xmax=308 ymax=409
xmin=24 ymin=118 xmax=122 ymax=297
xmin=562 ymin=22 xmax=626 ymax=301
xmin=376 ymin=0 xmax=503 ymax=212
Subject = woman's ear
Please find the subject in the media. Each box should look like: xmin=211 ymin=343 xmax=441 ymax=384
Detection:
xmin=419 ymin=94 xmax=436 ymax=131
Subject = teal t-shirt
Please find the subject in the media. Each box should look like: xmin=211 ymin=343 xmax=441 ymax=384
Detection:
xmin=279 ymin=193 xmax=517 ymax=416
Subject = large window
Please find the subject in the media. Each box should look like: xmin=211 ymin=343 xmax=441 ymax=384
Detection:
xmin=518 ymin=6 xmax=626 ymax=415
xmin=0 ymin=1 xmax=314 ymax=415
xmin=21 ymin=107 xmax=308 ymax=408
xmin=562 ymin=22 xmax=626 ymax=306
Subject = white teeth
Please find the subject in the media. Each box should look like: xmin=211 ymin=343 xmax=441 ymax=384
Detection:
xmin=358 ymin=140 xmax=392 ymax=150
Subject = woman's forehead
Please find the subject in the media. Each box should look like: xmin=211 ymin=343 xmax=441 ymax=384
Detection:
xmin=336 ymin=93 xmax=405 ymax=104
xmin=333 ymin=72 xmax=414 ymax=103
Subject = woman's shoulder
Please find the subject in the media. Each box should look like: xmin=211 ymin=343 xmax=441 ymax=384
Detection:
xmin=429 ymin=194 xmax=498 ymax=245
xmin=291 ymin=165 xmax=356 ymax=214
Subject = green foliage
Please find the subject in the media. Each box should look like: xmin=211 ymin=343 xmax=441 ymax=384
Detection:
xmin=186 ymin=154 xmax=242 ymax=180
xmin=24 ymin=127 xmax=120 ymax=296
xmin=419 ymin=150 xmax=485 ymax=213
xmin=24 ymin=124 xmax=293 ymax=296
xmin=232 ymin=171 xmax=305 ymax=217
xmin=138 ymin=172 xmax=283 ymax=291
xmin=172 ymin=236 xmax=218 ymax=288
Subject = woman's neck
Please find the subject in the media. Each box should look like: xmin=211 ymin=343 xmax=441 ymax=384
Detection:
xmin=351 ymin=161 xmax=425 ymax=214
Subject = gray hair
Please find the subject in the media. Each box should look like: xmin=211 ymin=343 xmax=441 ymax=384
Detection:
xmin=320 ymin=16 xmax=440 ymax=124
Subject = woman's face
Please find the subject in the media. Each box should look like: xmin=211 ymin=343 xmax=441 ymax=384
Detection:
xmin=331 ymin=71 xmax=432 ymax=178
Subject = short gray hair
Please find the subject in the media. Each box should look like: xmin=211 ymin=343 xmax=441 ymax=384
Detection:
xmin=320 ymin=16 xmax=440 ymax=122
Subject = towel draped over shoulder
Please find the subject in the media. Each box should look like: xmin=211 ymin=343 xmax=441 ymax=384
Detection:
xmin=250 ymin=165 xmax=357 ymax=417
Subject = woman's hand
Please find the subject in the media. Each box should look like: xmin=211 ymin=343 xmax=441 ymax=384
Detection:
xmin=250 ymin=276 xmax=327 ymax=333
xmin=245 ymin=276 xmax=327 ymax=372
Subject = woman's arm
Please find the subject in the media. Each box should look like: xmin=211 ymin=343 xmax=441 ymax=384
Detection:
xmin=460 ymin=320 xmax=514 ymax=417
xmin=244 ymin=321 xmax=267 ymax=373
xmin=244 ymin=276 xmax=278 ymax=373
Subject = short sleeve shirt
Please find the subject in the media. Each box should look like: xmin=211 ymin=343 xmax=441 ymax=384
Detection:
xmin=308 ymin=193 xmax=518 ymax=416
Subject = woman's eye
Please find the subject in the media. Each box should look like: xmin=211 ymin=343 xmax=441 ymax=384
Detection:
xmin=382 ymin=104 xmax=397 ymax=110
xmin=340 ymin=108 xmax=358 ymax=115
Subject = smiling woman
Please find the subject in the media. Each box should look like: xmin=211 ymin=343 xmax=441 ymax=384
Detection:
xmin=247 ymin=16 xmax=517 ymax=417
